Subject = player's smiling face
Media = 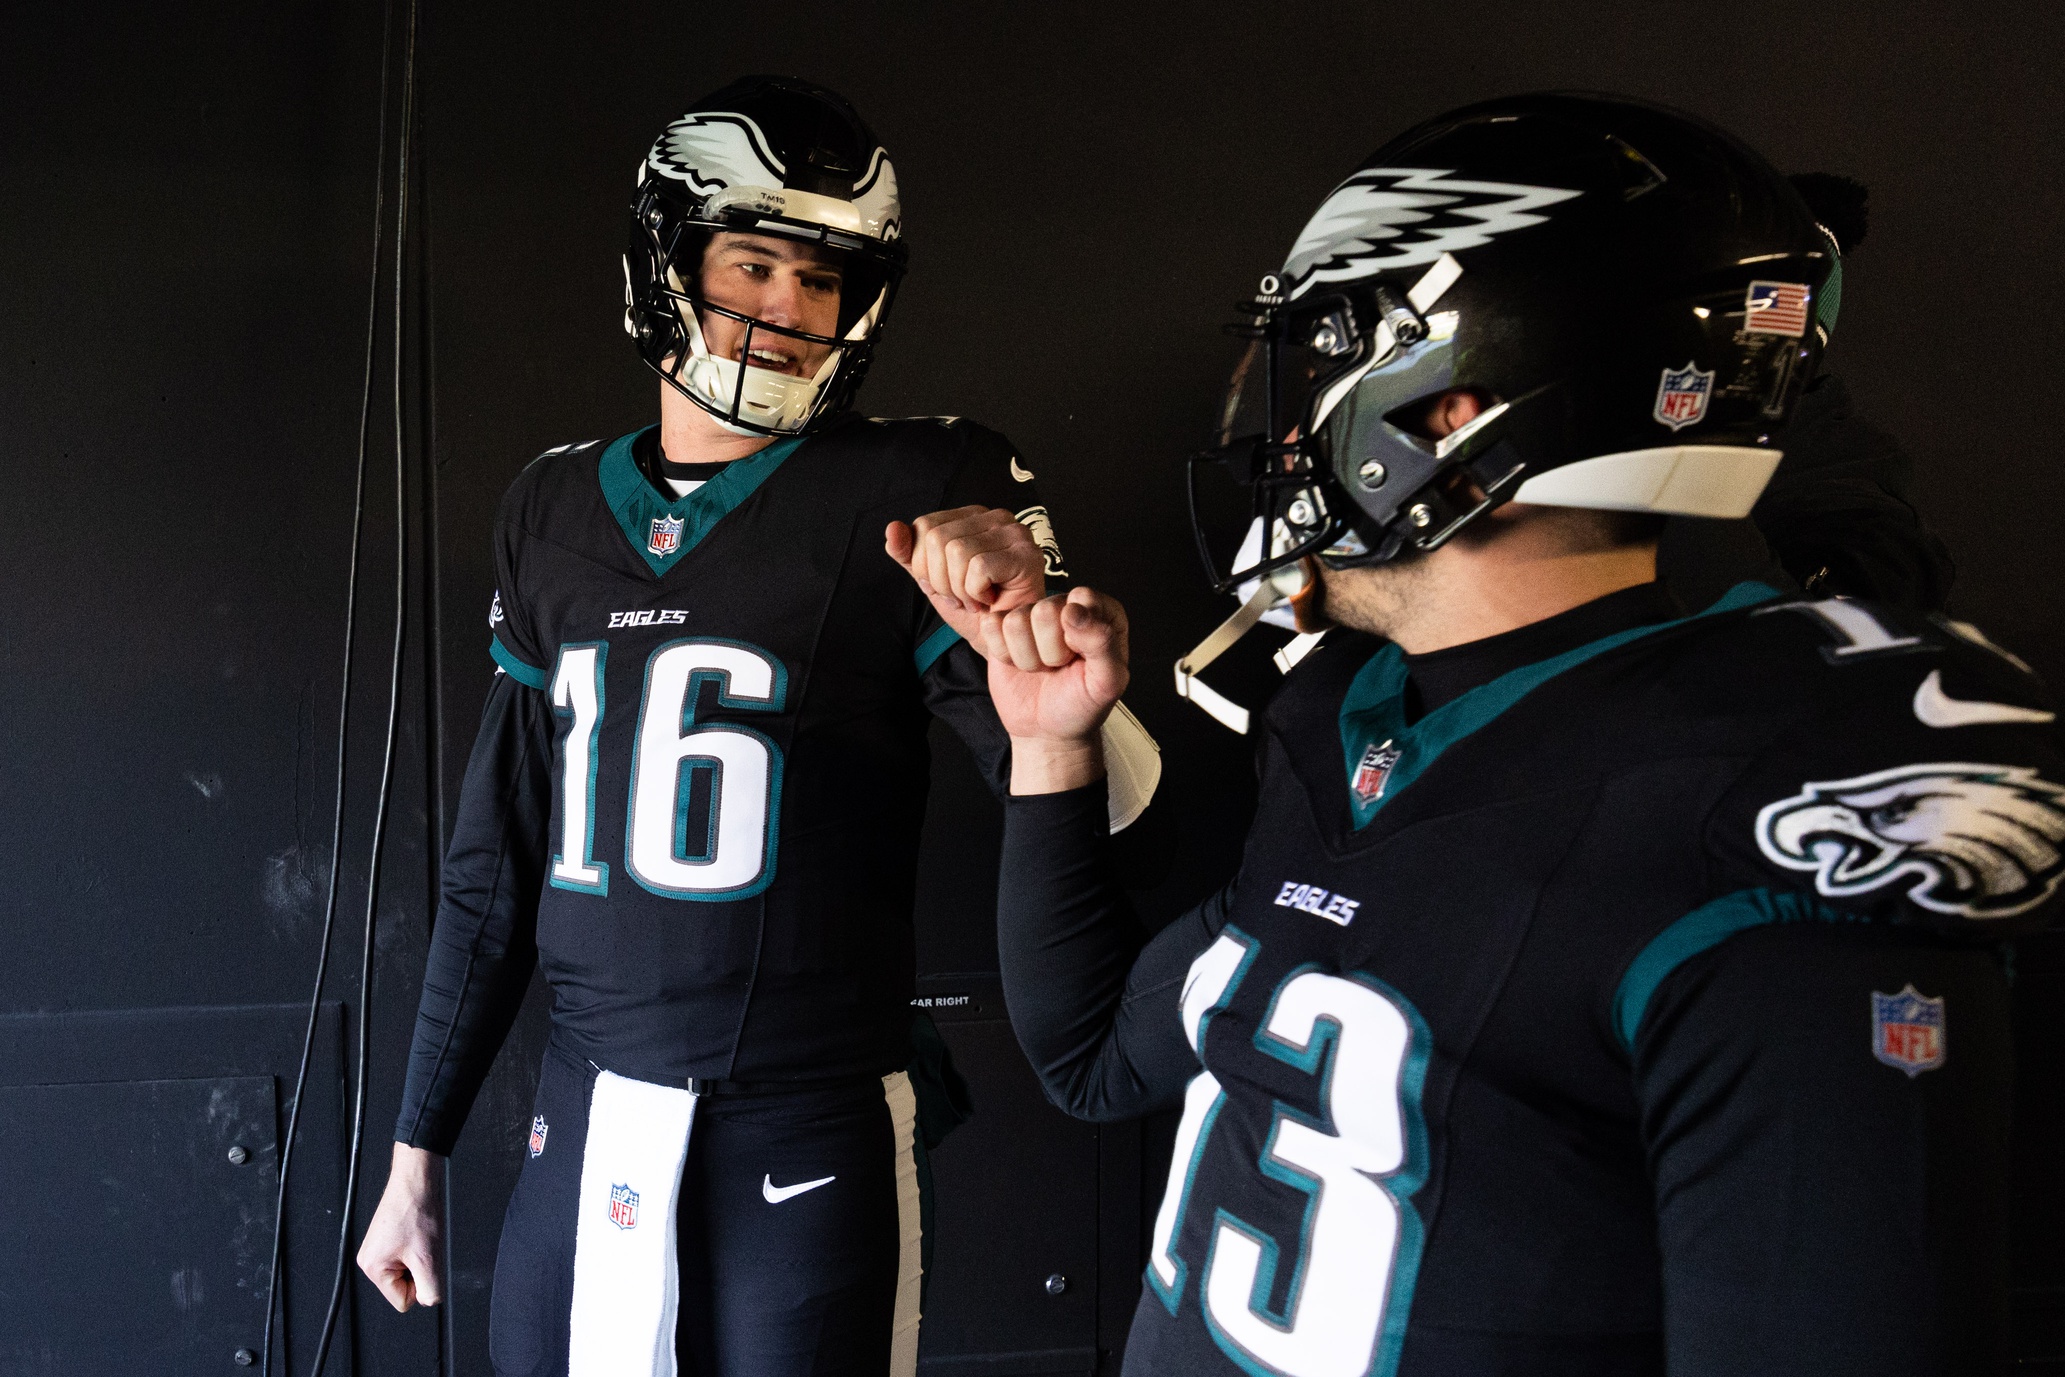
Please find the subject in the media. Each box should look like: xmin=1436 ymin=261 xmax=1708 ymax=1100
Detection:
xmin=696 ymin=232 xmax=845 ymax=378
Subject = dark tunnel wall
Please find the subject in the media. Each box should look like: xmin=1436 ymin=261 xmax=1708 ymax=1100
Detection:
xmin=4 ymin=2 xmax=2062 ymax=1373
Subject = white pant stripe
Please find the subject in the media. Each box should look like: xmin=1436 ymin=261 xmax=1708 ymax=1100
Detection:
xmin=883 ymin=1069 xmax=924 ymax=1377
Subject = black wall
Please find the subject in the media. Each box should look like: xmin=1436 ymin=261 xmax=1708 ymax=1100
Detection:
xmin=4 ymin=2 xmax=2061 ymax=1373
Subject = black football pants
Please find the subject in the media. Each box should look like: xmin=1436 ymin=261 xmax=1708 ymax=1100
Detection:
xmin=488 ymin=1036 xmax=923 ymax=1376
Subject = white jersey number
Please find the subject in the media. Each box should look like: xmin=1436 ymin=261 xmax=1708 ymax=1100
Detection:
xmin=550 ymin=638 xmax=786 ymax=901
xmin=549 ymin=643 xmax=609 ymax=893
xmin=1158 ymin=955 xmax=1425 ymax=1377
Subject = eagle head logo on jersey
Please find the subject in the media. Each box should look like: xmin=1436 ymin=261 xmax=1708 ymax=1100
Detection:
xmin=1014 ymin=505 xmax=1067 ymax=578
xmin=1755 ymin=762 xmax=2065 ymax=919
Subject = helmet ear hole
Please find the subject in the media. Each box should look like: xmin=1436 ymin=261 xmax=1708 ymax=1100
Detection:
xmin=1384 ymin=387 xmax=1499 ymax=442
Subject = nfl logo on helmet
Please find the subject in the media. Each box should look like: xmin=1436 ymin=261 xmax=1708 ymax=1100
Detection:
xmin=1871 ymin=985 xmax=1945 ymax=1077
xmin=609 ymin=1182 xmax=641 ymax=1229
xmin=649 ymin=513 xmax=685 ymax=556
xmin=1652 ymin=362 xmax=1714 ymax=431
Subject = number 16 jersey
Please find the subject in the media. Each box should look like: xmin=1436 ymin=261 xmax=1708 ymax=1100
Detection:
xmin=396 ymin=414 xmax=1055 ymax=1153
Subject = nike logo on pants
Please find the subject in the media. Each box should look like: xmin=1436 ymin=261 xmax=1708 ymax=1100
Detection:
xmin=762 ymin=1173 xmax=836 ymax=1204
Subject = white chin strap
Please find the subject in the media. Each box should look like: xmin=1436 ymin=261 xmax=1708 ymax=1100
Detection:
xmin=665 ymin=269 xmax=883 ymax=435
xmin=1175 ymin=521 xmax=1323 ymax=735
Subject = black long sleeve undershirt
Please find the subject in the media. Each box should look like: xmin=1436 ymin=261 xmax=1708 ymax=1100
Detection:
xmin=396 ymin=671 xmax=552 ymax=1154
xmin=996 ymin=780 xmax=1223 ymax=1121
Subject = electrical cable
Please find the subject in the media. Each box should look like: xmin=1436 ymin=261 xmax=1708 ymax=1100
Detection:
xmin=259 ymin=0 xmax=396 ymax=1368
xmin=308 ymin=0 xmax=420 ymax=1368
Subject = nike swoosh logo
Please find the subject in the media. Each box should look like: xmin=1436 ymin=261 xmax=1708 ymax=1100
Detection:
xmin=1913 ymin=669 xmax=2056 ymax=728
xmin=1009 ymin=456 xmax=1035 ymax=483
xmin=762 ymin=1173 xmax=836 ymax=1204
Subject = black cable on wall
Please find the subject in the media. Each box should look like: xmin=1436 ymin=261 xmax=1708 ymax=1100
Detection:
xmin=260 ymin=0 xmax=419 ymax=1367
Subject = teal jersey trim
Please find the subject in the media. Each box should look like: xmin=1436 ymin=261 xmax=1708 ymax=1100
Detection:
xmin=1338 ymin=581 xmax=1781 ymax=830
xmin=489 ymin=635 xmax=548 ymax=689
xmin=914 ymin=624 xmax=963 ymax=677
xmin=597 ymin=425 xmax=806 ymax=577
xmin=1613 ymin=886 xmax=1870 ymax=1051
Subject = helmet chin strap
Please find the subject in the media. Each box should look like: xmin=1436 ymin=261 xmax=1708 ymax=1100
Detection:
xmin=1175 ymin=545 xmax=1328 ymax=735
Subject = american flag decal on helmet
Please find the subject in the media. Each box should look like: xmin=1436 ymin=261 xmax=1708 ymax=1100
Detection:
xmin=1744 ymin=281 xmax=1810 ymax=337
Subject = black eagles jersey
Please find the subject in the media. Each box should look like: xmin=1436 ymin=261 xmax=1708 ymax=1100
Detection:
xmin=998 ymin=583 xmax=2064 ymax=1376
xmin=396 ymin=414 xmax=1060 ymax=1154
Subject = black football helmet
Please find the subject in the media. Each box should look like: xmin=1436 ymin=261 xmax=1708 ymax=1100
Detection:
xmin=1192 ymin=92 xmax=1837 ymax=592
xmin=624 ymin=77 xmax=907 ymax=436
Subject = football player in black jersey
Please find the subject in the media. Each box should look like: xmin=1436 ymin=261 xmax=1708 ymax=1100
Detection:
xmin=905 ymin=95 xmax=2064 ymax=1375
xmin=354 ymin=77 xmax=1156 ymax=1376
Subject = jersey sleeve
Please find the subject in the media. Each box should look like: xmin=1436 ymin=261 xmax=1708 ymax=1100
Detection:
xmin=908 ymin=424 xmax=1067 ymax=669
xmin=1703 ymin=618 xmax=2065 ymax=940
xmin=937 ymin=424 xmax=1067 ymax=583
xmin=997 ymin=781 xmax=1224 ymax=1121
xmin=922 ymin=638 xmax=1012 ymax=798
xmin=1631 ymin=919 xmax=2015 ymax=1371
xmin=1607 ymin=613 xmax=2060 ymax=1367
xmin=487 ymin=480 xmax=550 ymax=689
xmin=910 ymin=424 xmax=1068 ymax=790
xmin=393 ymin=672 xmax=553 ymax=1154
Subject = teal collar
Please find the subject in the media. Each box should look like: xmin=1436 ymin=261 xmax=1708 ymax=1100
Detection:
xmin=1338 ymin=581 xmax=1781 ymax=829
xmin=597 ymin=425 xmax=805 ymax=576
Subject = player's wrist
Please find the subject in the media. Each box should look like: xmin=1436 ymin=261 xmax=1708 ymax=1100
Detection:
xmin=389 ymin=1141 xmax=445 ymax=1191
xmin=1009 ymin=733 xmax=1105 ymax=795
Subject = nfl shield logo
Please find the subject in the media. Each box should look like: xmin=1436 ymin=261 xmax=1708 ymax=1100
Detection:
xmin=1871 ymin=985 xmax=1946 ymax=1077
xmin=1351 ymin=739 xmax=1402 ymax=804
xmin=527 ymin=1114 xmax=548 ymax=1158
xmin=648 ymin=513 xmax=684 ymax=557
xmin=608 ymin=1182 xmax=640 ymax=1229
xmin=1653 ymin=362 xmax=1715 ymax=431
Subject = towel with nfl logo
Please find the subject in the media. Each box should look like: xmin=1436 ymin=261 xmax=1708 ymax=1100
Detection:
xmin=568 ymin=1071 xmax=697 ymax=1376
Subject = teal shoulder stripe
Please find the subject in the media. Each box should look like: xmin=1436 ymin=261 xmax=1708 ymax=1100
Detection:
xmin=597 ymin=426 xmax=806 ymax=577
xmin=1613 ymin=887 xmax=1868 ymax=1051
xmin=1341 ymin=581 xmax=1781 ymax=830
xmin=914 ymin=624 xmax=963 ymax=676
xmin=490 ymin=636 xmax=548 ymax=689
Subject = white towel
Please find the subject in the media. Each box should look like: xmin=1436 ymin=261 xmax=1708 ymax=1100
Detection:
xmin=568 ymin=1071 xmax=697 ymax=1377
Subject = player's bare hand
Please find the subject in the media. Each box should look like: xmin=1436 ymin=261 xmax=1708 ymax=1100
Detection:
xmin=977 ymin=588 xmax=1129 ymax=793
xmin=885 ymin=507 xmax=1046 ymax=639
xmin=357 ymin=1142 xmax=445 ymax=1312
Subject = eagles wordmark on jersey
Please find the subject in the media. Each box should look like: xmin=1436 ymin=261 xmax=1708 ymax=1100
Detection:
xmin=999 ymin=583 xmax=2062 ymax=1376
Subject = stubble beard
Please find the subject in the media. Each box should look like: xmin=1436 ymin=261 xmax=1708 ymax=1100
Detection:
xmin=1314 ymin=554 xmax=1434 ymax=642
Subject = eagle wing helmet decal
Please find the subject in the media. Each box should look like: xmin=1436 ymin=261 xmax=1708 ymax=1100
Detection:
xmin=1756 ymin=762 xmax=2065 ymax=919
xmin=1280 ymin=167 xmax=1581 ymax=299
xmin=649 ymin=112 xmax=787 ymax=195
